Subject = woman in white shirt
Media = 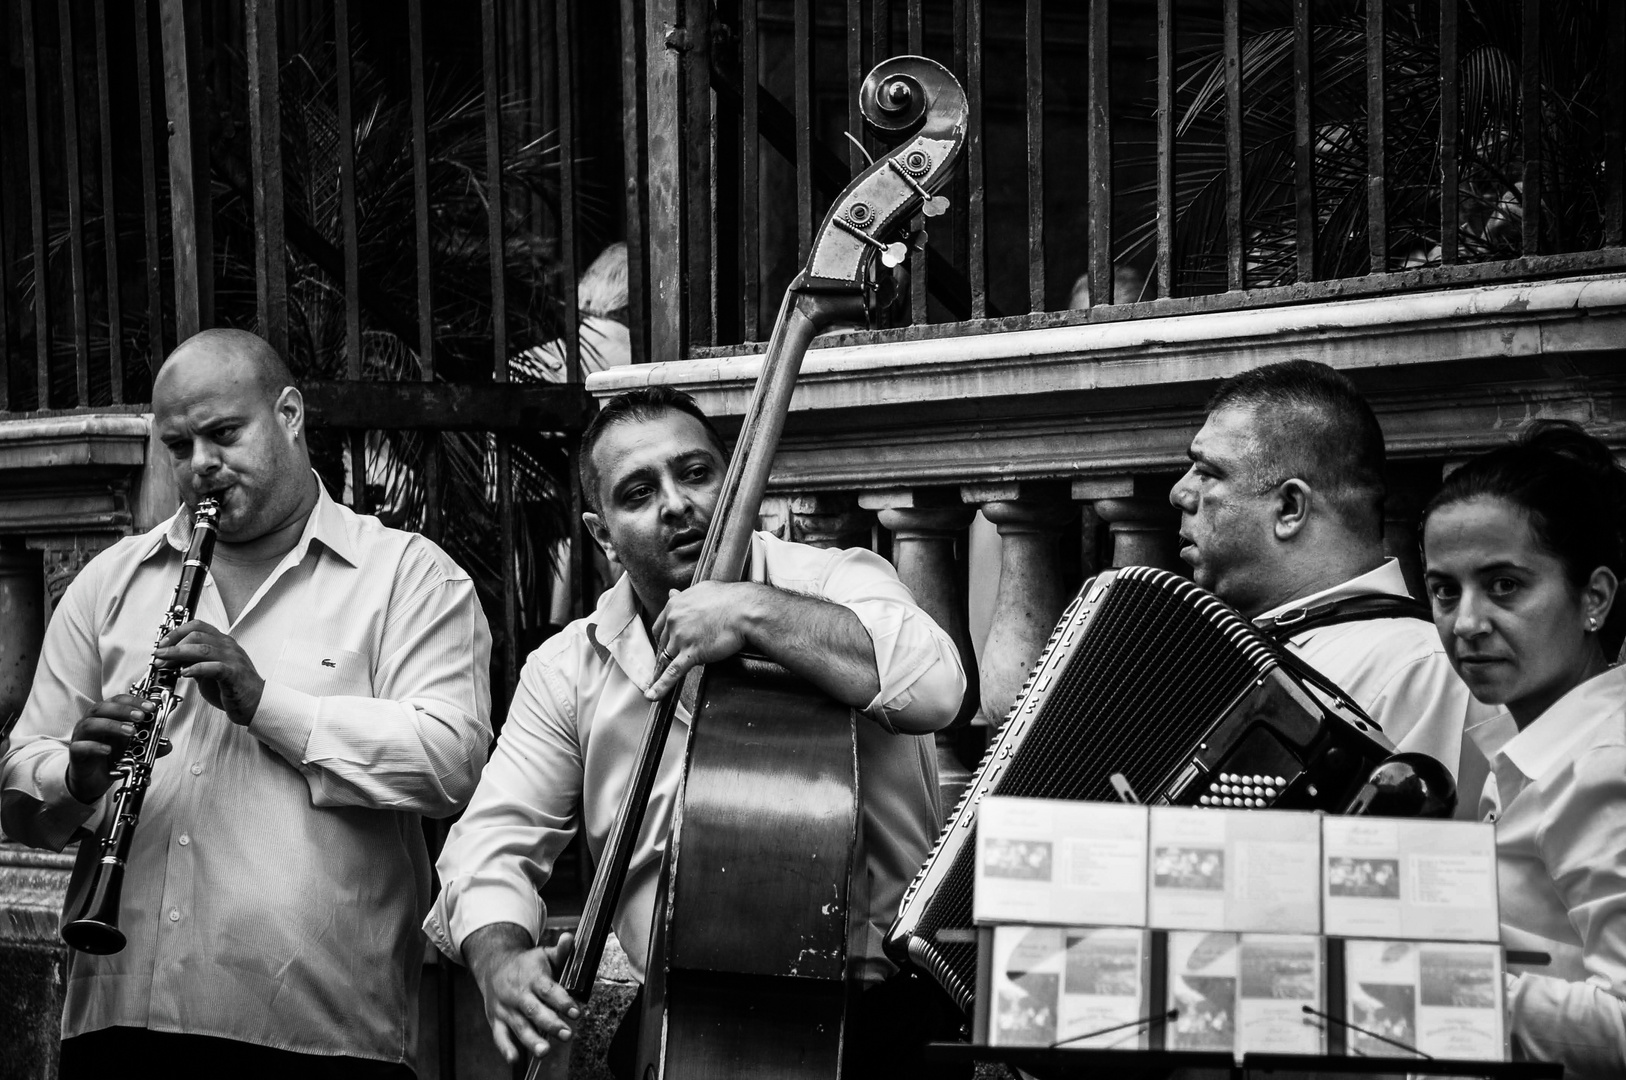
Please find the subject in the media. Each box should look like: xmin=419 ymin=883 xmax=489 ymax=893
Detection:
xmin=1421 ymin=419 xmax=1626 ymax=1078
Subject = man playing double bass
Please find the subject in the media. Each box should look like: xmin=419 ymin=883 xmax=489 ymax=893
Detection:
xmin=427 ymin=386 xmax=968 ymax=1078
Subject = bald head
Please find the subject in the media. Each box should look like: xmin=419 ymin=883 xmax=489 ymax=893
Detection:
xmin=156 ymin=328 xmax=296 ymax=405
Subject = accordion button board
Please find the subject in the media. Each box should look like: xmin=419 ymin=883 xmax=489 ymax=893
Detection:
xmin=885 ymin=565 xmax=1396 ymax=1016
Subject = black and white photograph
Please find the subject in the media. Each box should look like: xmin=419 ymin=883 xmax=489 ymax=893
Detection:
xmin=1063 ymin=931 xmax=1143 ymax=998
xmin=1328 ymin=857 xmax=1402 ymax=899
xmin=1241 ymin=940 xmax=1319 ymax=1002
xmin=0 ymin=0 xmax=1621 ymax=1077
xmin=1351 ymin=982 xmax=1418 ymax=1057
xmin=982 ymin=837 xmax=1054 ymax=882
xmin=1153 ymin=845 xmax=1226 ymax=892
xmin=1421 ymin=948 xmax=1500 ymax=1010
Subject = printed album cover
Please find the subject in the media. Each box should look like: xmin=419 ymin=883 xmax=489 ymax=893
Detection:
xmin=1166 ymin=931 xmax=1240 ymax=1054
xmin=975 ymin=797 xmax=1149 ymax=927
xmin=1147 ymin=807 xmax=1321 ymax=933
xmin=1237 ymin=933 xmax=1326 ymax=1057
xmin=1343 ymin=940 xmax=1506 ymax=1061
xmin=1322 ymin=817 xmax=1498 ymax=941
xmin=988 ymin=924 xmax=1152 ymax=1049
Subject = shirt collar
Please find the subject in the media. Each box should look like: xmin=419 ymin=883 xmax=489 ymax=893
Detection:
xmin=1257 ymin=558 xmax=1412 ymax=622
xmin=145 ymin=472 xmax=356 ymax=567
xmin=1494 ymin=665 xmax=1626 ymax=782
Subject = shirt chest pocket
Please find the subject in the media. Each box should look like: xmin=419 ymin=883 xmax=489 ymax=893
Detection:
xmin=271 ymin=641 xmax=372 ymax=698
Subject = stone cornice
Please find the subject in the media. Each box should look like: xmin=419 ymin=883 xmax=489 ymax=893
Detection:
xmin=588 ymin=274 xmax=1626 ymax=492
xmin=0 ymin=413 xmax=152 ymax=534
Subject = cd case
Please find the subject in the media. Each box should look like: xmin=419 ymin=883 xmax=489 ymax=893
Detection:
xmin=980 ymin=924 xmax=1153 ymax=1049
xmin=1343 ymin=939 xmax=1507 ymax=1061
xmin=1322 ymin=817 xmax=1498 ymax=941
xmin=974 ymin=796 xmax=1149 ymax=927
xmin=1148 ymin=807 xmax=1322 ymax=934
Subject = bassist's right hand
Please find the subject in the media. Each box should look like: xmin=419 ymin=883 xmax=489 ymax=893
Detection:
xmin=466 ymin=923 xmax=580 ymax=1064
xmin=66 ymin=695 xmax=152 ymax=803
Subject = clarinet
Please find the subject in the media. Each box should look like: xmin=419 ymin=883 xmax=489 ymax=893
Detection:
xmin=62 ymin=497 xmax=221 ymax=955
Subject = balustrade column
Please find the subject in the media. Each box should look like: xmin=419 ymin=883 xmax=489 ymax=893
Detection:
xmin=786 ymin=493 xmax=875 ymax=550
xmin=1090 ymin=496 xmax=1184 ymax=571
xmin=864 ymin=489 xmax=982 ymax=812
xmin=965 ymin=483 xmax=1077 ymax=724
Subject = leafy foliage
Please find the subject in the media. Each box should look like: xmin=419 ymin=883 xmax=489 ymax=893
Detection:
xmin=1121 ymin=0 xmax=1616 ymax=294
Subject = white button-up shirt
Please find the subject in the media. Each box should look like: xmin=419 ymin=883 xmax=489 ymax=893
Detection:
xmin=426 ymin=530 xmax=965 ymax=983
xmin=1467 ymin=667 xmax=1626 ymax=1079
xmin=0 ymin=483 xmax=492 ymax=1067
xmin=1259 ymin=559 xmax=1495 ymax=787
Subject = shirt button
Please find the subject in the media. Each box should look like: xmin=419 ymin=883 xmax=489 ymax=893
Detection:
xmin=168 ymin=909 xmax=180 ymax=922
xmin=178 ymin=835 xmax=190 ymax=846
xmin=190 ymin=764 xmax=202 ymax=776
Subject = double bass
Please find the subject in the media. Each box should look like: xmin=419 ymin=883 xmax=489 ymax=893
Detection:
xmin=538 ymin=56 xmax=967 ymax=1079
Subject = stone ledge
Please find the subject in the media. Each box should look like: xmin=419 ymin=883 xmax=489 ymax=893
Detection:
xmin=588 ymin=273 xmax=1626 ymax=418
xmin=586 ymin=273 xmax=1626 ymax=493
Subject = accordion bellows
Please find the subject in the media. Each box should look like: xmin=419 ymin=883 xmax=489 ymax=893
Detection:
xmin=886 ymin=566 xmax=1394 ymax=1014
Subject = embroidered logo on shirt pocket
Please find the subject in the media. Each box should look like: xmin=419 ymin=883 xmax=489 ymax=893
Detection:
xmin=271 ymin=641 xmax=371 ymax=697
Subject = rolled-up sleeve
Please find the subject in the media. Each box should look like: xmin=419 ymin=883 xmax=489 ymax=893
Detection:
xmin=801 ymin=544 xmax=966 ymax=734
xmin=425 ymin=644 xmax=584 ymax=963
xmin=1 ymin=557 xmax=109 ymax=850
xmin=1509 ymin=744 xmax=1626 ymax=1077
xmin=251 ymin=544 xmax=493 ymax=817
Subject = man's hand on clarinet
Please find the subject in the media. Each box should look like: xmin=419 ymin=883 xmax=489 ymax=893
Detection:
xmin=466 ymin=925 xmax=580 ymax=1064
xmin=153 ymin=619 xmax=264 ymax=726
xmin=66 ymin=695 xmax=152 ymax=803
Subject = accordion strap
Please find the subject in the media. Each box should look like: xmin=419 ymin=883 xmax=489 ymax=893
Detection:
xmin=1256 ymin=593 xmax=1433 ymax=639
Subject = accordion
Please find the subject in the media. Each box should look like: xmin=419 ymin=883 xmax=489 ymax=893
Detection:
xmin=886 ymin=565 xmax=1395 ymax=1014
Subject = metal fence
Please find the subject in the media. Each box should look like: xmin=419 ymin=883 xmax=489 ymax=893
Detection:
xmin=641 ymin=0 xmax=1626 ymax=357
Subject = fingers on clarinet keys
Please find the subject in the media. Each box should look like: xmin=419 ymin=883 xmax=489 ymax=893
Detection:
xmin=1196 ymin=772 xmax=1285 ymax=808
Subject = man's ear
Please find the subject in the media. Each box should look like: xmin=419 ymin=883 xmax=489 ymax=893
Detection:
xmin=583 ymin=510 xmax=616 ymax=562
xmin=277 ymin=386 xmax=305 ymax=440
xmin=1272 ymin=478 xmax=1312 ymax=540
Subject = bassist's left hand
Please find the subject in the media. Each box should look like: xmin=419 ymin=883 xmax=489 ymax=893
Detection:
xmin=646 ymin=582 xmax=760 ymax=700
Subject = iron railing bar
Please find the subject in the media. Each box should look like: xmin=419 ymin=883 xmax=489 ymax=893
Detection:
xmin=406 ymin=0 xmax=441 ymax=555
xmin=967 ymin=0 xmax=985 ymax=318
xmin=93 ymin=0 xmax=121 ymax=402
xmin=1521 ymin=0 xmax=1540 ymax=257
xmin=872 ymin=0 xmax=888 ymax=84
xmin=1155 ymin=0 xmax=1173 ymax=299
xmin=1086 ymin=0 xmax=1110 ymax=305
xmin=1026 ymin=0 xmax=1043 ymax=312
xmin=247 ymin=0 xmax=286 ymax=357
xmin=1293 ymin=0 xmax=1315 ymax=283
xmin=793 ymin=0 xmax=813 ymax=264
xmin=58 ymin=0 xmax=90 ymax=403
xmin=160 ymin=0 xmax=213 ymax=341
xmin=22 ymin=0 xmax=50 ymax=407
xmin=1223 ymin=0 xmax=1243 ymax=291
xmin=1366 ymin=0 xmax=1385 ymax=273
xmin=907 ymin=0 xmax=926 ymax=325
xmin=621 ymin=0 xmax=649 ymax=364
xmin=481 ymin=0 xmax=518 ymax=702
xmin=134 ymin=0 xmax=164 ymax=368
xmin=846 ymin=0 xmax=863 ymax=176
xmin=557 ymin=0 xmax=580 ymax=386
xmin=0 ymin=4 xmax=9 ymax=410
xmin=1606 ymin=1 xmax=1624 ymax=247
xmin=335 ymin=0 xmax=365 ymax=513
xmin=741 ymin=0 xmax=760 ymax=340
xmin=1440 ymin=0 xmax=1459 ymax=265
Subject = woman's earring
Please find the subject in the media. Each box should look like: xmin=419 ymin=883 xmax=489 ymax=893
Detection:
xmin=1588 ymin=616 xmax=1600 ymax=632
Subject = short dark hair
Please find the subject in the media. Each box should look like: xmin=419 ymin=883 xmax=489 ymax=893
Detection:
xmin=1423 ymin=419 xmax=1626 ymax=651
xmin=1208 ymin=359 xmax=1387 ymax=539
xmin=578 ymin=386 xmax=731 ymax=512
